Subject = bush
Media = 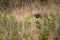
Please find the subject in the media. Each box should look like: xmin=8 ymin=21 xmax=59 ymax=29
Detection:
xmin=40 ymin=29 xmax=50 ymax=40
xmin=35 ymin=20 xmax=41 ymax=30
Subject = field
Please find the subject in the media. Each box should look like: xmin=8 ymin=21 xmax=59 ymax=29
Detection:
xmin=0 ymin=0 xmax=60 ymax=40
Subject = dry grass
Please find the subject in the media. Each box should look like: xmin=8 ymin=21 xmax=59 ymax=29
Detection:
xmin=0 ymin=2 xmax=60 ymax=40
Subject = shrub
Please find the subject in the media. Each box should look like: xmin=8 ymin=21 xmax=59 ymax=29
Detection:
xmin=35 ymin=20 xmax=41 ymax=30
xmin=40 ymin=29 xmax=50 ymax=40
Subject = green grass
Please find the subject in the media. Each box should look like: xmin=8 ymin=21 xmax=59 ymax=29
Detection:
xmin=0 ymin=10 xmax=60 ymax=40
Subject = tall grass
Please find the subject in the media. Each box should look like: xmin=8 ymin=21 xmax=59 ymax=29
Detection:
xmin=0 ymin=4 xmax=60 ymax=40
xmin=0 ymin=0 xmax=49 ymax=8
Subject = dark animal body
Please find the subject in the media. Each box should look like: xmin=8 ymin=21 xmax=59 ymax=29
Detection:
xmin=34 ymin=13 xmax=48 ymax=19
xmin=34 ymin=13 xmax=42 ymax=18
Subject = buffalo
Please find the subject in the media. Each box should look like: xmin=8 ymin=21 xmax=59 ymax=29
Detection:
xmin=34 ymin=13 xmax=42 ymax=18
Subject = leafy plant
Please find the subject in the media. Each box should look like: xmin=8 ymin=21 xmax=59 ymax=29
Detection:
xmin=47 ymin=11 xmax=56 ymax=30
xmin=40 ymin=29 xmax=50 ymax=40
xmin=43 ymin=17 xmax=48 ymax=26
xmin=1 ymin=14 xmax=8 ymax=25
xmin=35 ymin=20 xmax=41 ymax=30
xmin=10 ymin=16 xmax=16 ymax=22
xmin=23 ymin=33 xmax=28 ymax=40
xmin=0 ymin=26 xmax=6 ymax=34
xmin=49 ymin=12 xmax=56 ymax=21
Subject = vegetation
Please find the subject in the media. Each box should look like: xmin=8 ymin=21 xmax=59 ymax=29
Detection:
xmin=0 ymin=9 xmax=60 ymax=40
xmin=0 ymin=0 xmax=60 ymax=40
xmin=0 ymin=0 xmax=49 ymax=8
